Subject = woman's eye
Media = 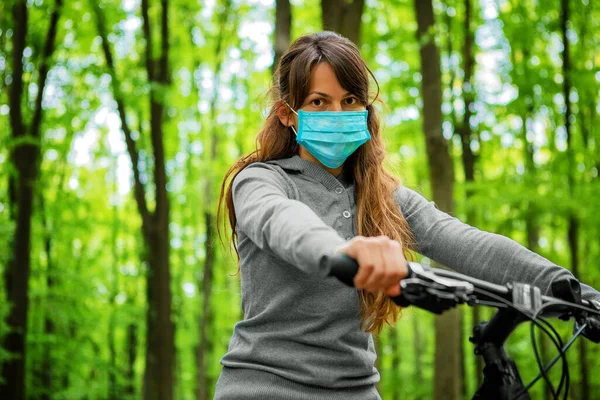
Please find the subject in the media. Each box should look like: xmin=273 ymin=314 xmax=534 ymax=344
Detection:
xmin=311 ymin=98 xmax=324 ymax=107
xmin=345 ymin=97 xmax=358 ymax=105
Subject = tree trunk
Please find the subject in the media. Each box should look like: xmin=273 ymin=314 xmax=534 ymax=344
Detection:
xmin=560 ymin=1 xmax=589 ymax=398
xmin=414 ymin=0 xmax=455 ymax=211
xmin=321 ymin=0 xmax=365 ymax=46
xmin=522 ymin=80 xmax=552 ymax=400
xmin=389 ymin=327 xmax=401 ymax=400
xmin=172 ymin=224 xmax=186 ymax=400
xmin=196 ymin=214 xmax=216 ymax=400
xmin=454 ymin=0 xmax=476 ymax=394
xmin=93 ymin=0 xmax=174 ymax=398
xmin=523 ymin=114 xmax=553 ymax=399
xmin=39 ymin=195 xmax=54 ymax=400
xmin=144 ymin=233 xmax=174 ymax=400
xmin=518 ymin=45 xmax=552 ymax=398
xmin=125 ymin=264 xmax=139 ymax=400
xmin=412 ymin=316 xmax=423 ymax=399
xmin=108 ymin=307 xmax=118 ymax=400
xmin=108 ymin=197 xmax=120 ymax=400
xmin=194 ymin=2 xmax=232 ymax=398
xmin=456 ymin=0 xmax=475 ymax=188
xmin=2 ymin=1 xmax=62 ymax=398
xmin=414 ymin=1 xmax=461 ymax=399
xmin=272 ymin=0 xmax=291 ymax=75
xmin=140 ymin=0 xmax=174 ymax=397
xmin=125 ymin=322 xmax=138 ymax=397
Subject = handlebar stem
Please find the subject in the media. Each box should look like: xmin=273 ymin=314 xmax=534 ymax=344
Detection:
xmin=471 ymin=309 xmax=530 ymax=400
xmin=473 ymin=307 xmax=526 ymax=346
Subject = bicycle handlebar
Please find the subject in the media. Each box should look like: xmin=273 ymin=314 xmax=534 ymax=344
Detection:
xmin=326 ymin=254 xmax=600 ymax=340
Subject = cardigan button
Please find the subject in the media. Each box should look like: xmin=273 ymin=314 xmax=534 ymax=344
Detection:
xmin=334 ymin=187 xmax=343 ymax=194
xmin=342 ymin=210 xmax=351 ymax=218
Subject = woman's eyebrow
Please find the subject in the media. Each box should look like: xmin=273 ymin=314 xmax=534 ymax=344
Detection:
xmin=307 ymin=91 xmax=353 ymax=98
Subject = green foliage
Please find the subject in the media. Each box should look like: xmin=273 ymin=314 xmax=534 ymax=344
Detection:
xmin=0 ymin=0 xmax=598 ymax=398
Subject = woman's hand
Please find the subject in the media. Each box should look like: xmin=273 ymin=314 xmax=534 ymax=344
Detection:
xmin=335 ymin=235 xmax=408 ymax=297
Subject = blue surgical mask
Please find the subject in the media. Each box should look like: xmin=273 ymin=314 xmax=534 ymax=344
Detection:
xmin=285 ymin=103 xmax=371 ymax=168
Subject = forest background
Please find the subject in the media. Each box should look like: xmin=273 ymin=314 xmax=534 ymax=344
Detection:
xmin=1 ymin=0 xmax=599 ymax=399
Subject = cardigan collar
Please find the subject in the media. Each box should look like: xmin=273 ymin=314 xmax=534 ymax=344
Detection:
xmin=267 ymin=155 xmax=353 ymax=190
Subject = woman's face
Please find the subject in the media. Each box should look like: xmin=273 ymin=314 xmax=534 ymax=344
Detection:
xmin=277 ymin=62 xmax=366 ymax=175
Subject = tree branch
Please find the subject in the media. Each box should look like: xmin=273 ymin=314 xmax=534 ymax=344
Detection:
xmin=141 ymin=0 xmax=155 ymax=82
xmin=92 ymin=2 xmax=152 ymax=237
xmin=444 ymin=0 xmax=458 ymax=130
xmin=272 ymin=0 xmax=291 ymax=76
xmin=159 ymin=0 xmax=169 ymax=82
xmin=7 ymin=0 xmax=28 ymax=218
xmin=320 ymin=0 xmax=364 ymax=46
xmin=30 ymin=0 xmax=63 ymax=141
xmin=8 ymin=1 xmax=27 ymax=141
xmin=145 ymin=0 xmax=171 ymax=229
xmin=208 ymin=0 xmax=232 ymax=160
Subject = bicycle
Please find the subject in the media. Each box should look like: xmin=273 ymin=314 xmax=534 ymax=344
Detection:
xmin=326 ymin=255 xmax=600 ymax=400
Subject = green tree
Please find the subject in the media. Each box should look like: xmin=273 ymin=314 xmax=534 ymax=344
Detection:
xmin=92 ymin=0 xmax=175 ymax=398
xmin=414 ymin=1 xmax=462 ymax=399
xmin=2 ymin=1 xmax=63 ymax=398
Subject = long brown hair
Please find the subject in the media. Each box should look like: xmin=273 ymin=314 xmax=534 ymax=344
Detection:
xmin=218 ymin=31 xmax=414 ymax=333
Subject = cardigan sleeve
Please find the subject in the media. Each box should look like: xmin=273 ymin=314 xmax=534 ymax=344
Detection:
xmin=394 ymin=185 xmax=600 ymax=302
xmin=232 ymin=163 xmax=346 ymax=278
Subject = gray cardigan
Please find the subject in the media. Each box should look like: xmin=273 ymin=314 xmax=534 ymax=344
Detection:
xmin=214 ymin=155 xmax=598 ymax=400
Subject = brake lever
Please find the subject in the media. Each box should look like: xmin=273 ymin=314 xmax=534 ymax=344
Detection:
xmin=407 ymin=262 xmax=474 ymax=290
xmin=575 ymin=299 xmax=600 ymax=343
xmin=392 ymin=263 xmax=475 ymax=313
xmin=391 ymin=277 xmax=475 ymax=313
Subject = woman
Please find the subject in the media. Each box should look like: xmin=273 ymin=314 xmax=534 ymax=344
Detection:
xmin=214 ymin=31 xmax=599 ymax=399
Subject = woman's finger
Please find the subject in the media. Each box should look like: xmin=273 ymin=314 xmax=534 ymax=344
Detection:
xmin=341 ymin=237 xmax=371 ymax=289
xmin=361 ymin=236 xmax=387 ymax=291
xmin=382 ymin=239 xmax=405 ymax=290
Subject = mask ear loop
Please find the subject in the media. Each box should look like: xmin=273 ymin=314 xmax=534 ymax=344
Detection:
xmin=283 ymin=101 xmax=299 ymax=136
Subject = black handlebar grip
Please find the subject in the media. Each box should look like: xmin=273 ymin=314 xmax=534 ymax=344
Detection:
xmin=327 ymin=254 xmax=415 ymax=287
xmin=328 ymin=254 xmax=416 ymax=308
xmin=551 ymin=278 xmax=582 ymax=305
xmin=327 ymin=254 xmax=359 ymax=287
